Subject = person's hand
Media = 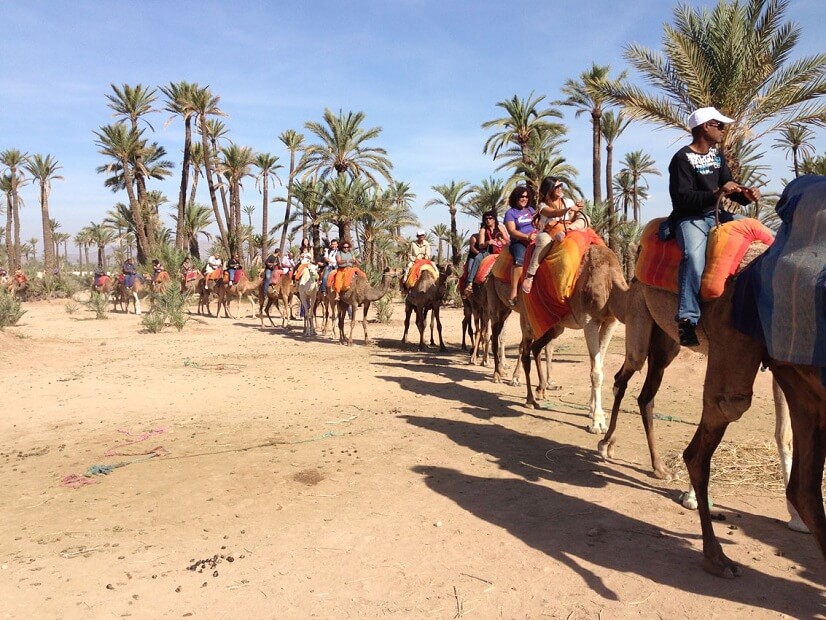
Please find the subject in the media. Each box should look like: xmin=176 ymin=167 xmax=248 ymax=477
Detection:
xmin=574 ymin=200 xmax=584 ymax=210
xmin=742 ymin=187 xmax=761 ymax=202
xmin=720 ymin=181 xmax=741 ymax=196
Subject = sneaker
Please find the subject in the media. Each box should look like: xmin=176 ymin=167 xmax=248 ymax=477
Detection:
xmin=678 ymin=319 xmax=699 ymax=347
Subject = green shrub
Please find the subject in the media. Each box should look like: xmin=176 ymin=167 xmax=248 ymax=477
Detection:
xmin=375 ymin=290 xmax=395 ymax=324
xmin=64 ymin=300 xmax=80 ymax=315
xmin=143 ymin=283 xmax=191 ymax=333
xmin=28 ymin=274 xmax=83 ymax=301
xmin=86 ymin=292 xmax=109 ymax=320
xmin=0 ymin=289 xmax=26 ymax=329
xmin=141 ymin=309 xmax=167 ymax=333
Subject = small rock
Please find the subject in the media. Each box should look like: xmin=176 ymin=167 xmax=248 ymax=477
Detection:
xmin=434 ymin=521 xmax=442 ymax=527
xmin=105 ymin=584 xmax=114 ymax=590
xmin=213 ymin=571 xmax=218 ymax=577
xmin=175 ymin=586 xmax=181 ymax=593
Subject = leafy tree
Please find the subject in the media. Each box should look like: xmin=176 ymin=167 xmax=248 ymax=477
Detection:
xmin=254 ymin=152 xmax=282 ymax=258
xmin=278 ymin=129 xmax=304 ymax=254
xmin=218 ymin=143 xmax=255 ymax=257
xmin=602 ymin=0 xmax=826 ymax=181
xmin=482 ymin=92 xmax=564 ymax=167
xmin=425 ymin=181 xmax=473 ymax=267
xmin=618 ymin=150 xmax=660 ymax=223
xmin=559 ymin=64 xmax=627 ymax=205
xmin=85 ymin=222 xmax=116 ymax=269
xmin=466 ymin=177 xmax=506 ymax=221
xmin=600 ymin=110 xmax=631 ymax=251
xmin=800 ymin=153 xmax=826 ymax=175
xmin=772 ymin=124 xmax=816 ymax=178
xmin=171 ymin=202 xmax=214 ymax=259
xmin=0 ymin=149 xmax=28 ymax=267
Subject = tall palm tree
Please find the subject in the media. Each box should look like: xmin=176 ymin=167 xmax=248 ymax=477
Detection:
xmin=482 ymin=92 xmax=565 ymax=166
xmin=424 ymin=181 xmax=473 ymax=267
xmin=619 ymin=150 xmax=660 ymax=223
xmin=612 ymin=169 xmax=650 ymax=222
xmin=430 ymin=223 xmax=451 ymax=264
xmin=1 ymin=175 xmax=14 ymax=268
xmin=559 ymin=64 xmax=627 ymax=205
xmin=302 ymin=109 xmax=392 ymax=184
xmin=24 ymin=154 xmax=63 ymax=274
xmin=321 ymin=175 xmax=370 ymax=246
xmin=254 ymin=151 xmax=282 ymax=257
xmin=386 ymin=180 xmax=417 ymax=238
xmin=86 ymin=222 xmax=116 ymax=269
xmin=602 ymin=0 xmax=826 ymax=180
xmin=466 ymin=177 xmax=506 ymax=220
xmin=192 ymin=86 xmax=229 ymax=254
xmin=600 ymin=110 xmax=631 ymax=251
xmin=276 ymin=130 xmax=305 ymax=243
xmin=219 ymin=143 xmax=255 ymax=257
xmin=160 ymin=80 xmax=199 ymax=248
xmin=242 ymin=204 xmax=256 ymax=262
xmin=74 ymin=228 xmax=92 ymax=274
xmin=94 ymin=124 xmax=152 ymax=263
xmin=0 ymin=149 xmax=28 ymax=268
xmin=26 ymin=237 xmax=38 ymax=262
xmin=772 ymin=124 xmax=816 ymax=178
xmin=171 ymin=202 xmax=214 ymax=259
xmin=290 ymin=179 xmax=327 ymax=253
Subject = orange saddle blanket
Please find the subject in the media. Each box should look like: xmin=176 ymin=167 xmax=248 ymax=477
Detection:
xmin=405 ymin=259 xmax=438 ymax=289
xmin=206 ymin=268 xmax=223 ymax=281
xmin=336 ymin=267 xmax=367 ymax=293
xmin=636 ymin=217 xmax=774 ymax=299
xmin=521 ymin=229 xmax=605 ymax=337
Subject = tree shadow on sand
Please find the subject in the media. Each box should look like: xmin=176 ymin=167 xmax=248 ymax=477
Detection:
xmin=403 ymin=412 xmax=825 ymax=614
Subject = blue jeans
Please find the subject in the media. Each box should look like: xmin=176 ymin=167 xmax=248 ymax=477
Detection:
xmin=509 ymin=241 xmax=527 ymax=266
xmin=676 ymin=212 xmax=741 ymax=324
xmin=263 ymin=268 xmax=273 ymax=293
xmin=466 ymin=252 xmax=484 ymax=287
xmin=320 ymin=266 xmax=332 ymax=293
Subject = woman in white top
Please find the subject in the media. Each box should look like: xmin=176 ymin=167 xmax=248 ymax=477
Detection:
xmin=297 ymin=237 xmax=314 ymax=264
xmin=521 ymin=176 xmax=585 ymax=295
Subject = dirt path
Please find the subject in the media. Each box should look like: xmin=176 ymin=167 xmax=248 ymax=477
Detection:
xmin=1 ymin=300 xmax=823 ymax=618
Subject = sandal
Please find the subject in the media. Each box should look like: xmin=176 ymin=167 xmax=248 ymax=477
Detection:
xmin=507 ymin=297 xmax=517 ymax=308
xmin=521 ymin=275 xmax=535 ymax=295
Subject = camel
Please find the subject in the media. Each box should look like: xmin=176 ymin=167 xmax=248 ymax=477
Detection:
xmin=465 ymin=284 xmax=490 ymax=366
xmin=6 ymin=276 xmax=28 ymax=302
xmin=150 ymin=270 xmax=171 ymax=295
xmin=401 ymin=264 xmax=451 ymax=352
xmin=337 ymin=267 xmax=401 ymax=346
xmin=517 ymin=242 xmax=629 ymax=433
xmin=318 ymin=278 xmax=340 ymax=340
xmin=259 ymin=271 xmax=295 ymax=329
xmin=460 ymin=294 xmax=475 ymax=353
xmin=115 ymin=276 xmax=148 ymax=315
xmin=296 ymin=264 xmax=320 ymax=337
xmin=91 ymin=274 xmax=113 ymax=297
xmin=213 ymin=272 xmax=259 ymax=320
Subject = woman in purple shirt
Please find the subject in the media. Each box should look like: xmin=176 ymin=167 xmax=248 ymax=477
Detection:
xmin=503 ymin=185 xmax=536 ymax=305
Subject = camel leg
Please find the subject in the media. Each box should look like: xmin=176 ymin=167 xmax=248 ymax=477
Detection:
xmin=771 ymin=364 xmax=826 ymax=553
xmin=684 ymin=328 xmax=763 ymax=579
xmin=401 ymin=300 xmax=413 ymax=344
xmin=416 ymin=307 xmax=427 ymax=351
xmin=582 ymin=320 xmax=606 ymax=433
xmin=133 ymin=292 xmax=141 ymax=316
xmin=433 ymin=306 xmax=446 ymax=352
xmin=360 ymin=302 xmax=370 ymax=344
xmin=771 ymin=377 xmax=807 ymax=532
xmin=490 ymin=312 xmax=508 ymax=383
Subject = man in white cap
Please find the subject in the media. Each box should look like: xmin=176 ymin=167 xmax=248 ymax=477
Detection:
xmin=402 ymin=230 xmax=432 ymax=290
xmin=667 ymin=106 xmax=761 ymax=346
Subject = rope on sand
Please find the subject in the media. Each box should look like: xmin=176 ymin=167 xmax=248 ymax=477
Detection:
xmin=104 ymin=427 xmax=168 ymax=457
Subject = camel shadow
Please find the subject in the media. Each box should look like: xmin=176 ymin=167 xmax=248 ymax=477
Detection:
xmin=411 ymin=464 xmax=824 ymax=614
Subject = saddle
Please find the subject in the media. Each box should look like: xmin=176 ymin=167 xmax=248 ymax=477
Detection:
xmin=335 ymin=267 xmax=366 ymax=293
xmin=205 ymin=268 xmax=223 ymax=281
xmin=94 ymin=274 xmax=110 ymax=288
xmin=405 ymin=259 xmax=438 ymax=289
xmin=636 ymin=217 xmax=774 ymax=300
xmin=184 ymin=270 xmax=199 ymax=282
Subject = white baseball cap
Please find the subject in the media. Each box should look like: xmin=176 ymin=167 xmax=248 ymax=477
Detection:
xmin=417 ymin=230 xmax=426 ymax=236
xmin=687 ymin=106 xmax=735 ymax=129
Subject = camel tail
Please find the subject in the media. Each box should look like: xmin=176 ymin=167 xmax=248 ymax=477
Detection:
xmin=608 ymin=272 xmax=631 ymax=325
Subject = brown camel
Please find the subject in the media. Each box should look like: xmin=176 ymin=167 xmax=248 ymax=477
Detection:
xmin=460 ymin=294 xmax=475 ymax=353
xmin=259 ymin=271 xmax=295 ymax=329
xmin=115 ymin=277 xmax=148 ymax=315
xmin=518 ymin=243 xmax=629 ymax=433
xmin=337 ymin=267 xmax=401 ymax=346
xmin=465 ymin=284 xmax=489 ymax=366
xmin=6 ymin=276 xmax=29 ymax=302
xmin=150 ymin=270 xmax=171 ymax=295
xmin=213 ymin=272 xmax=259 ymax=319
xmin=319 ymin=279 xmax=339 ymax=340
xmin=401 ymin=264 xmax=451 ymax=351
xmin=91 ymin=274 xmax=113 ymax=297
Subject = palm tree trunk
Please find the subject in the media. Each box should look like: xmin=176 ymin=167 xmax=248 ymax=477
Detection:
xmin=591 ymin=111 xmax=602 ymax=205
xmin=200 ymin=121 xmax=229 ymax=256
xmin=449 ymin=207 xmax=460 ymax=267
xmin=12 ymin=194 xmax=21 ymax=268
xmin=119 ymin=156 xmax=151 ymax=265
xmin=4 ymin=195 xmax=12 ymax=269
xmin=632 ymin=177 xmax=639 ymax=224
xmin=176 ymin=116 xmax=192 ymax=250
xmin=260 ymin=180 xmax=269 ymax=259
xmin=606 ymin=144 xmax=617 ymax=252
xmin=279 ymin=151 xmax=296 ymax=256
xmin=39 ymin=183 xmax=56 ymax=274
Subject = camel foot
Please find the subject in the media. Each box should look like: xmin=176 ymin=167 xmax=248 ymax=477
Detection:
xmin=679 ymin=490 xmax=705 ymax=510
xmin=597 ymin=439 xmax=614 ymax=460
xmin=703 ymin=554 xmax=742 ymax=579
xmin=587 ymin=421 xmax=608 ymax=435
xmin=652 ymin=465 xmax=674 ymax=481
xmin=510 ymin=377 xmax=521 ymax=387
xmin=439 ymin=346 xmax=447 ymax=353
xmin=525 ymin=400 xmax=541 ymax=410
xmin=787 ymin=502 xmax=809 ymax=533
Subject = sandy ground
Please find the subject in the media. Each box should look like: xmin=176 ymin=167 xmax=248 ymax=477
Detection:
xmin=0 ymin=297 xmax=823 ymax=619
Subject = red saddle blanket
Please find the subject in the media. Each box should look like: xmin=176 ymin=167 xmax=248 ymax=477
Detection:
xmin=206 ymin=268 xmax=223 ymax=281
xmin=94 ymin=275 xmax=110 ymax=288
xmin=636 ymin=217 xmax=774 ymax=299
xmin=521 ymin=229 xmax=605 ymax=337
xmin=222 ymin=269 xmax=243 ymax=284
xmin=405 ymin=259 xmax=438 ymax=289
xmin=459 ymin=254 xmax=498 ymax=291
xmin=184 ymin=270 xmax=199 ymax=282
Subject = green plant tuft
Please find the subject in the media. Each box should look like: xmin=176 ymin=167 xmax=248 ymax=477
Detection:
xmin=86 ymin=292 xmax=109 ymax=319
xmin=64 ymin=300 xmax=80 ymax=315
xmin=0 ymin=289 xmax=26 ymax=329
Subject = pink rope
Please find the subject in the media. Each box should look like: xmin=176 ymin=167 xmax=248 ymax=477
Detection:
xmin=61 ymin=474 xmax=99 ymax=489
xmin=104 ymin=427 xmax=168 ymax=457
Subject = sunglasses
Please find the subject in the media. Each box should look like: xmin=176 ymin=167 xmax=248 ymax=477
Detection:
xmin=707 ymin=121 xmax=726 ymax=130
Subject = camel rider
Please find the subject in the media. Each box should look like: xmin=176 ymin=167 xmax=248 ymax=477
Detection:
xmin=151 ymin=259 xmax=166 ymax=284
xmin=0 ymin=267 xmax=7 ymax=278
xmin=403 ymin=230 xmax=431 ymax=290
xmin=180 ymin=256 xmax=194 ymax=276
xmin=13 ymin=268 xmax=28 ymax=285
xmin=204 ymin=253 xmax=222 ymax=289
xmin=668 ymin=106 xmax=760 ymax=347
xmin=122 ymin=258 xmax=137 ymax=288
xmin=320 ymin=239 xmax=339 ymax=294
xmin=263 ymin=249 xmax=278 ymax=295
xmin=280 ymin=250 xmax=295 ymax=275
xmin=226 ymin=255 xmax=243 ymax=286
xmin=334 ymin=241 xmax=358 ymax=298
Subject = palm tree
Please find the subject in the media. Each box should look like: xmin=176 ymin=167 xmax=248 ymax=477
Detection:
xmin=600 ymin=110 xmax=631 ymax=251
xmin=430 ymin=223 xmax=450 ymax=264
xmin=559 ymin=64 xmax=627 ymax=205
xmin=619 ymin=151 xmax=660 ymax=223
xmin=0 ymin=149 xmax=28 ymax=268
xmin=772 ymin=124 xmax=816 ymax=178
xmin=386 ymin=180 xmax=417 ymax=238
xmin=24 ymin=154 xmax=63 ymax=274
xmin=602 ymin=0 xmax=826 ymax=180
xmin=94 ymin=124 xmax=152 ymax=263
xmin=219 ymin=143 xmax=255 ymax=257
xmin=171 ymin=202 xmax=214 ymax=259
xmin=424 ymin=181 xmax=473 ymax=267
xmin=192 ymin=86 xmax=229 ymax=254
xmin=86 ymin=222 xmax=116 ymax=269
xmin=465 ymin=177 xmax=506 ymax=221
xmin=242 ymin=204 xmax=256 ymax=262
xmin=1 ymin=175 xmax=14 ymax=268
xmin=26 ymin=237 xmax=38 ymax=262
xmin=290 ymin=179 xmax=327 ymax=253
xmin=321 ymin=175 xmax=370 ymax=246
xmin=74 ymin=229 xmax=92 ymax=274
xmin=612 ymin=169 xmax=650 ymax=222
xmin=160 ymin=80 xmax=199 ymax=249
xmin=482 ymin=92 xmax=565 ymax=166
xmin=302 ymin=109 xmax=393 ymax=185
xmin=54 ymin=232 xmax=71 ymax=268
xmin=800 ymin=153 xmax=826 ymax=175
xmin=277 ymin=130 xmax=305 ymax=246
xmin=254 ymin=151 xmax=282 ymax=258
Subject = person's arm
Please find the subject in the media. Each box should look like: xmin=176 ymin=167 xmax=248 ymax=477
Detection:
xmin=407 ymin=243 xmax=417 ymax=263
xmin=498 ymin=223 xmax=510 ymax=244
xmin=477 ymin=227 xmax=488 ymax=250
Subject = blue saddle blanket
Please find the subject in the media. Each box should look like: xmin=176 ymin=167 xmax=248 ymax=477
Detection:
xmin=732 ymin=175 xmax=826 ymax=374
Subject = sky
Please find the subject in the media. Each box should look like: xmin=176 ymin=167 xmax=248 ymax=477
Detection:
xmin=1 ymin=0 xmax=825 ymax=256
